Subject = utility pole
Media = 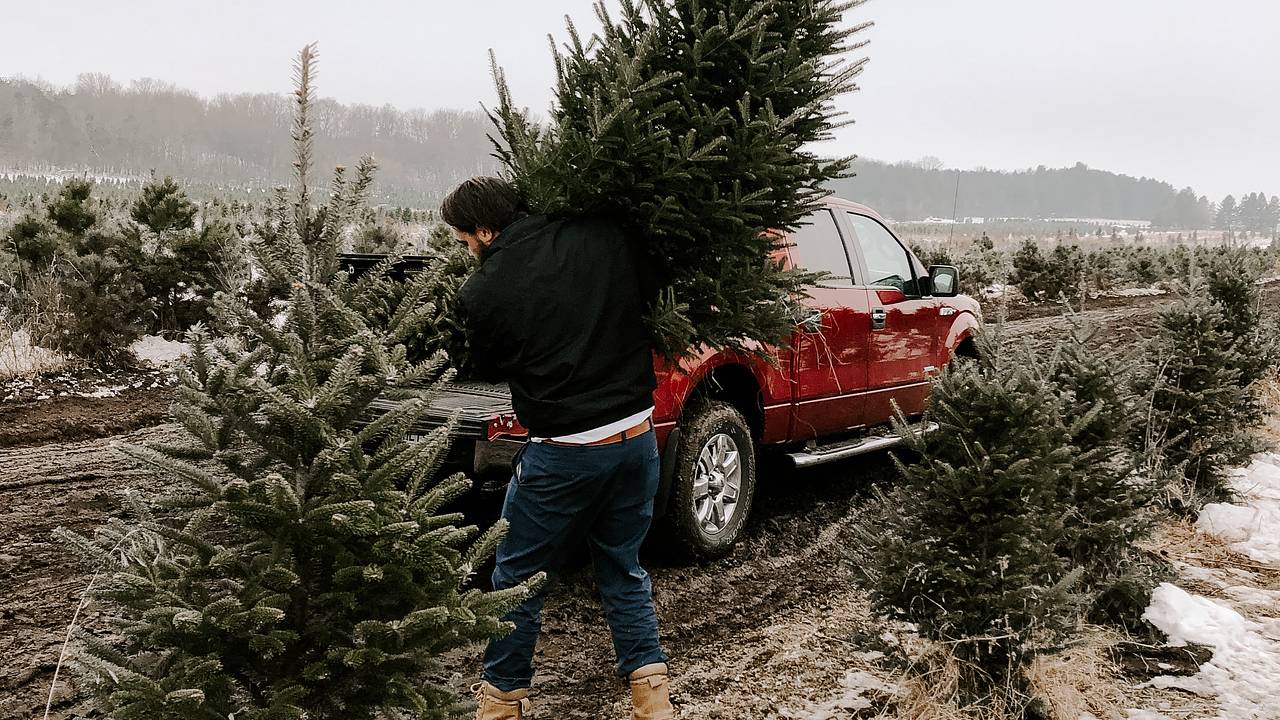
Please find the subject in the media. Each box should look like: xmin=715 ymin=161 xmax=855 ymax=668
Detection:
xmin=947 ymin=170 xmax=961 ymax=242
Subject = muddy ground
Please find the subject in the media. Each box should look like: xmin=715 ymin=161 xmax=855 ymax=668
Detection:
xmin=1 ymin=289 xmax=1276 ymax=720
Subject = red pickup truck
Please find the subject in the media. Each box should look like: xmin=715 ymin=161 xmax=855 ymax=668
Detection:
xmin=356 ymin=197 xmax=981 ymax=558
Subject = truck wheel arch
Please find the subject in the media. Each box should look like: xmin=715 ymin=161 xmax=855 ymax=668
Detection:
xmin=685 ymin=363 xmax=765 ymax=441
xmin=655 ymin=362 xmax=764 ymax=521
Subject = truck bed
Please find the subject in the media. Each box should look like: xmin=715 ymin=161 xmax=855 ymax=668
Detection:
xmin=369 ymin=380 xmax=513 ymax=438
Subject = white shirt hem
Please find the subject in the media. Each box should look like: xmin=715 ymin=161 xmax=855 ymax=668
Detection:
xmin=530 ymin=406 xmax=655 ymax=444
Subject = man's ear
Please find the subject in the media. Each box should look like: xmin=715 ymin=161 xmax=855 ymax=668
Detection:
xmin=477 ymin=227 xmax=497 ymax=245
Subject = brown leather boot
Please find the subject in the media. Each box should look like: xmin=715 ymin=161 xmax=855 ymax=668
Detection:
xmin=629 ymin=663 xmax=674 ymax=720
xmin=472 ymin=681 xmax=533 ymax=719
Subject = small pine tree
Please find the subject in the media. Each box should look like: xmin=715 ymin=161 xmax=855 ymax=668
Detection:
xmin=7 ymin=214 xmax=59 ymax=271
xmin=402 ymin=226 xmax=476 ymax=369
xmin=1202 ymin=248 xmax=1280 ymax=385
xmin=852 ymin=333 xmax=1081 ymax=704
xmin=130 ymin=175 xmax=198 ymax=236
xmin=490 ymin=0 xmax=867 ymax=356
xmin=47 ymin=178 xmax=98 ymax=236
xmin=1048 ymin=329 xmax=1158 ymax=628
xmin=1134 ymin=293 xmax=1256 ymax=508
xmin=60 ymin=45 xmax=537 ymax=720
xmin=50 ymin=252 xmax=149 ymax=363
xmin=351 ymin=219 xmax=408 ymax=255
xmin=1011 ymin=238 xmax=1050 ymax=299
xmin=123 ymin=175 xmax=239 ymax=333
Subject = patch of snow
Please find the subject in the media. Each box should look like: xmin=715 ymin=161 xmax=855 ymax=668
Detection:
xmin=785 ymin=669 xmax=899 ymax=720
xmin=981 ymin=283 xmax=1014 ymax=299
xmin=1196 ymin=453 xmax=1280 ymax=563
xmin=129 ymin=335 xmax=190 ymax=367
xmin=1096 ymin=286 xmax=1167 ymax=298
xmin=1141 ymin=583 xmax=1280 ymax=719
xmin=1126 ymin=711 xmax=1171 ymax=720
xmin=0 ymin=328 xmax=66 ymax=379
xmin=81 ymin=384 xmax=128 ymax=399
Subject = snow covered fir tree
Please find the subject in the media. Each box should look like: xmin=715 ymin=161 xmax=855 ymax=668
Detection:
xmin=59 ymin=45 xmax=537 ymax=720
xmin=488 ymin=0 xmax=870 ymax=356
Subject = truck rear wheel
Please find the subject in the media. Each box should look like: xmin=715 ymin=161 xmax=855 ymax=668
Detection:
xmin=665 ymin=400 xmax=757 ymax=559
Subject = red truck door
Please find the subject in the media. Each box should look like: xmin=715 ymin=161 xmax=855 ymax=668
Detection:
xmin=784 ymin=209 xmax=871 ymax=440
xmin=842 ymin=212 xmax=940 ymax=420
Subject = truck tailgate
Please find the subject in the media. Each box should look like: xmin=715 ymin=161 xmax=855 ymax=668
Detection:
xmin=369 ymin=380 xmax=513 ymax=438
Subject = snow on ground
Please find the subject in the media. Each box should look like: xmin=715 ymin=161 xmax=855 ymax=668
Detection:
xmin=788 ymin=668 xmax=899 ymax=720
xmin=0 ymin=328 xmax=66 ymax=379
xmin=1196 ymin=453 xmax=1280 ymax=564
xmin=1133 ymin=453 xmax=1280 ymax=720
xmin=1094 ymin=286 xmax=1168 ymax=299
xmin=981 ymin=283 xmax=1015 ymax=299
xmin=1141 ymin=583 xmax=1280 ymax=720
xmin=129 ymin=334 xmax=190 ymax=367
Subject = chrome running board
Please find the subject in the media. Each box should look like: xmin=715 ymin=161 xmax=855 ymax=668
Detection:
xmin=786 ymin=422 xmax=937 ymax=468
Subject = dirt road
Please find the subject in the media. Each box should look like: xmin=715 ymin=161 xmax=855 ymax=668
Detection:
xmin=0 ymin=290 xmax=1271 ymax=720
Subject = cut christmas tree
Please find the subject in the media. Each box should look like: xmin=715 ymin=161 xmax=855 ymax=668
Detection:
xmin=59 ymin=45 xmax=537 ymax=720
xmin=488 ymin=0 xmax=870 ymax=356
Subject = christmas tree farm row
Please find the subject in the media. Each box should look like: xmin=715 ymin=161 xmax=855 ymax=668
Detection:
xmin=850 ymin=250 xmax=1278 ymax=715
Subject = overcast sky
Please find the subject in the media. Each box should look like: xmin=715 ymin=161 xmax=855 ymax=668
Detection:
xmin=2 ymin=0 xmax=1277 ymax=199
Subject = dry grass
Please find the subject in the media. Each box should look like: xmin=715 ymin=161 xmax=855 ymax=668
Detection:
xmin=0 ymin=315 xmax=66 ymax=380
xmin=886 ymin=646 xmax=1016 ymax=720
xmin=0 ymin=260 xmax=71 ymax=381
xmin=1253 ymin=371 xmax=1280 ymax=447
xmin=1027 ymin=629 xmax=1130 ymax=720
xmin=881 ymin=630 xmax=1131 ymax=720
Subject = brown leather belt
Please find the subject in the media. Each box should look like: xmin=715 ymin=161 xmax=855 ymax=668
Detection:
xmin=541 ymin=418 xmax=653 ymax=447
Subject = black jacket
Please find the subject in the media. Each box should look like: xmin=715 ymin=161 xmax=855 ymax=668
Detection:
xmin=457 ymin=214 xmax=658 ymax=438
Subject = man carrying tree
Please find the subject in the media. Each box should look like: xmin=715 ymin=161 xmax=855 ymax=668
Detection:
xmin=443 ymin=176 xmax=675 ymax=720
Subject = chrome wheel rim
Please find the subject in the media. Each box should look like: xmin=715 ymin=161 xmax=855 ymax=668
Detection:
xmin=692 ymin=433 xmax=742 ymax=535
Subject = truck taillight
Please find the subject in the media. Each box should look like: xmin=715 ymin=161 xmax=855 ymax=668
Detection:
xmin=487 ymin=414 xmax=526 ymax=442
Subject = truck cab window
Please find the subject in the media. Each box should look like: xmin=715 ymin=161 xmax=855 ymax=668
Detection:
xmin=847 ymin=213 xmax=919 ymax=296
xmin=788 ymin=209 xmax=855 ymax=287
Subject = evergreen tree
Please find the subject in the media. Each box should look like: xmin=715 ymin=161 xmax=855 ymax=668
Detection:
xmin=1011 ymin=238 xmax=1083 ymax=300
xmin=50 ymin=252 xmax=149 ymax=363
xmin=1134 ymin=293 xmax=1256 ymax=508
xmin=1215 ymin=195 xmax=1237 ymax=231
xmin=490 ymin=0 xmax=869 ymax=356
xmin=60 ymin=45 xmax=536 ymax=720
xmin=351 ymin=218 xmax=408 ymax=255
xmin=7 ymin=214 xmax=58 ymax=272
xmin=122 ymin=175 xmax=237 ymax=333
xmin=853 ymin=333 xmax=1082 ymax=704
xmin=131 ymin=174 xmax=198 ymax=235
xmin=1048 ymin=329 xmax=1157 ymax=628
xmin=47 ymin=177 xmax=98 ymax=236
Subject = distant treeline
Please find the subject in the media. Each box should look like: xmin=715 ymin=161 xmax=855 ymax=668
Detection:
xmin=0 ymin=75 xmax=498 ymax=206
xmin=833 ymin=159 xmax=1275 ymax=230
xmin=2 ymin=74 xmax=1275 ymax=228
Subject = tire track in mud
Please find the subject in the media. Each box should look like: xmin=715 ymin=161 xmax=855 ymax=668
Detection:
xmin=0 ymin=425 xmax=183 ymax=720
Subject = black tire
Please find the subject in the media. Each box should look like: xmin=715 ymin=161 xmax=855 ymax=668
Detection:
xmin=664 ymin=400 xmax=758 ymax=559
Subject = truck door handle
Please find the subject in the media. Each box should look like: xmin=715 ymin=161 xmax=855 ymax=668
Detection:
xmin=871 ymin=308 xmax=886 ymax=330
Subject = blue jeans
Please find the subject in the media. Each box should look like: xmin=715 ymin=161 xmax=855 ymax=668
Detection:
xmin=482 ymin=429 xmax=669 ymax=691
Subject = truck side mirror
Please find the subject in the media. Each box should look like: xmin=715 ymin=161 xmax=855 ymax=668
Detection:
xmin=929 ymin=265 xmax=959 ymax=297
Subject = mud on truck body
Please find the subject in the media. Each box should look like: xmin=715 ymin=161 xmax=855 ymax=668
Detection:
xmin=344 ymin=197 xmax=981 ymax=559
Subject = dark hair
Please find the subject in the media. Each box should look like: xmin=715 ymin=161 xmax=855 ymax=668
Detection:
xmin=440 ymin=176 xmax=528 ymax=233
